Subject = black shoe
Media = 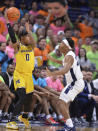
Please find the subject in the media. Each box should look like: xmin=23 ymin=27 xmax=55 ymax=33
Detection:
xmin=56 ymin=124 xmax=76 ymax=131
xmin=2 ymin=114 xmax=9 ymax=123
xmin=28 ymin=116 xmax=34 ymax=121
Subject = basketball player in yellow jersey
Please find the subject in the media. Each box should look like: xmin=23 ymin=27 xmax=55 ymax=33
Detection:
xmin=5 ymin=13 xmax=36 ymax=129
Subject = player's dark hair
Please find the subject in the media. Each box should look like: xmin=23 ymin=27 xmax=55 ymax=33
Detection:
xmin=66 ymin=37 xmax=74 ymax=49
xmin=64 ymin=28 xmax=72 ymax=34
xmin=18 ymin=29 xmax=28 ymax=40
xmin=46 ymin=0 xmax=68 ymax=7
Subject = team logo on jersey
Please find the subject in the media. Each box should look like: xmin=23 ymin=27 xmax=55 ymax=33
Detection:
xmin=16 ymin=79 xmax=20 ymax=84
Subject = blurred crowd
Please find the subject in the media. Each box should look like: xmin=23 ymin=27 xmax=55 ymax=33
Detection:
xmin=0 ymin=0 xmax=98 ymax=126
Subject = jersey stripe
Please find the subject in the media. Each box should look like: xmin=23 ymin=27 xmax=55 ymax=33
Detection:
xmin=64 ymin=68 xmax=77 ymax=94
xmin=70 ymin=68 xmax=77 ymax=86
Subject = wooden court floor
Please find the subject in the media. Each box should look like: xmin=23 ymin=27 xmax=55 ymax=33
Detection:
xmin=0 ymin=126 xmax=98 ymax=131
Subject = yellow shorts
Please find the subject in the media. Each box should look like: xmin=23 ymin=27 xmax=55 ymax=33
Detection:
xmin=14 ymin=71 xmax=34 ymax=94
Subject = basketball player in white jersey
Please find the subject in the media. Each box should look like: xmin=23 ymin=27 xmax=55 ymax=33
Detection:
xmin=47 ymin=38 xmax=84 ymax=131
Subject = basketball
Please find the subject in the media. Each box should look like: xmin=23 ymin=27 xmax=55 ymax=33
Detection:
xmin=7 ymin=7 xmax=20 ymax=22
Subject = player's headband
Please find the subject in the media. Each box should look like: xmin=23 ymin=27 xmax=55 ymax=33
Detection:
xmin=62 ymin=39 xmax=72 ymax=49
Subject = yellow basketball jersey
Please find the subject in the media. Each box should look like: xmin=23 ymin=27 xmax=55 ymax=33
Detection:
xmin=15 ymin=44 xmax=34 ymax=74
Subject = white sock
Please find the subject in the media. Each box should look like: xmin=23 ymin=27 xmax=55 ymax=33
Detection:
xmin=66 ymin=118 xmax=74 ymax=127
xmin=46 ymin=114 xmax=51 ymax=119
xmin=52 ymin=113 xmax=57 ymax=118
xmin=28 ymin=112 xmax=33 ymax=117
xmin=41 ymin=113 xmax=46 ymax=117
xmin=21 ymin=112 xmax=24 ymax=115
xmin=58 ymin=115 xmax=63 ymax=120
xmin=4 ymin=112 xmax=8 ymax=116
xmin=0 ymin=110 xmax=2 ymax=114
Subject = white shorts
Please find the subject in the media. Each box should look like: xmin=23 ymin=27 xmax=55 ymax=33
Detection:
xmin=59 ymin=79 xmax=84 ymax=103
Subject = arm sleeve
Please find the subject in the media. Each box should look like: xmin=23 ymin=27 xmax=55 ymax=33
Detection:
xmin=7 ymin=23 xmax=17 ymax=43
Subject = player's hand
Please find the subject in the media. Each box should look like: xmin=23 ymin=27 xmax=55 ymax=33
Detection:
xmin=46 ymin=67 xmax=52 ymax=77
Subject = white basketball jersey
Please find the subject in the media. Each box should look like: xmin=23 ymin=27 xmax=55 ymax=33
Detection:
xmin=63 ymin=51 xmax=83 ymax=85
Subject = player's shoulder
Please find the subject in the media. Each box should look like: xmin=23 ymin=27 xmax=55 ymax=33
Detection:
xmin=66 ymin=51 xmax=75 ymax=58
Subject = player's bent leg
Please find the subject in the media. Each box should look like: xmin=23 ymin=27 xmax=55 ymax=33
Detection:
xmin=50 ymin=99 xmax=66 ymax=125
xmin=18 ymin=93 xmax=33 ymax=128
xmin=6 ymin=88 xmax=27 ymax=129
xmin=13 ymin=88 xmax=26 ymax=116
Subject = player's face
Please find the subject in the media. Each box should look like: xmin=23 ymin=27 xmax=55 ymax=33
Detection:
xmin=47 ymin=2 xmax=66 ymax=18
xmin=59 ymin=42 xmax=68 ymax=54
xmin=21 ymin=35 xmax=30 ymax=45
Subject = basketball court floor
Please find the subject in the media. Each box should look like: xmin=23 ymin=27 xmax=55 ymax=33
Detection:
xmin=0 ymin=121 xmax=98 ymax=131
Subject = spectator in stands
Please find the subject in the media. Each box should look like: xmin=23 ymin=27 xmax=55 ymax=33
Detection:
xmin=34 ymin=37 xmax=50 ymax=67
xmin=75 ymin=38 xmax=84 ymax=56
xmin=81 ymin=37 xmax=92 ymax=52
xmin=0 ymin=75 xmax=15 ymax=121
xmin=76 ymin=16 xmax=94 ymax=39
xmin=87 ymin=40 xmax=98 ymax=70
xmin=1 ymin=63 xmax=15 ymax=89
xmin=9 ymin=0 xmax=15 ymax=7
xmin=29 ymin=1 xmax=38 ymax=16
xmin=77 ymin=48 xmax=94 ymax=70
xmin=0 ymin=34 xmax=6 ymax=43
xmin=23 ymin=12 xmax=29 ymax=22
xmin=67 ymin=0 xmax=77 ymax=7
xmin=33 ymin=67 xmax=66 ymax=125
xmin=5 ymin=39 xmax=14 ymax=59
xmin=64 ymin=28 xmax=72 ymax=38
xmin=38 ymin=2 xmax=53 ymax=22
xmin=29 ymin=14 xmax=35 ymax=26
xmin=20 ymin=17 xmax=26 ymax=26
xmin=19 ymin=1 xmax=28 ymax=19
xmin=36 ymin=27 xmax=45 ymax=40
xmin=48 ymin=45 xmax=64 ymax=69
xmin=77 ymin=0 xmax=89 ymax=8
xmin=84 ymin=10 xmax=98 ymax=38
xmin=0 ymin=42 xmax=11 ymax=72
xmin=0 ymin=9 xmax=8 ymax=36
xmin=50 ymin=18 xmax=66 ymax=35
xmin=57 ymin=31 xmax=65 ymax=43
xmin=46 ymin=0 xmax=73 ymax=29
xmin=33 ymin=15 xmax=45 ymax=33
xmin=46 ymin=71 xmax=63 ymax=92
xmin=72 ymin=28 xmax=80 ymax=48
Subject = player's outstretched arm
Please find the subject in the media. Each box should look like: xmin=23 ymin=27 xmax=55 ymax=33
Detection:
xmin=47 ymin=55 xmax=74 ymax=77
xmin=5 ymin=10 xmax=19 ymax=53
xmin=47 ymin=55 xmax=62 ymax=65
xmin=5 ymin=10 xmax=17 ymax=44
